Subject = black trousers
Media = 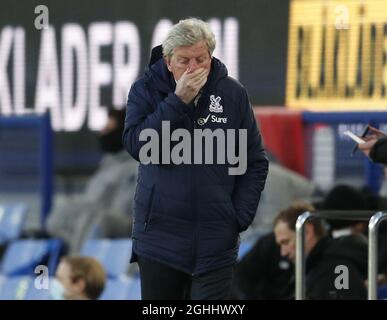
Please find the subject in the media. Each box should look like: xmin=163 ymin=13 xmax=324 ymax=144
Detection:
xmin=137 ymin=255 xmax=235 ymax=300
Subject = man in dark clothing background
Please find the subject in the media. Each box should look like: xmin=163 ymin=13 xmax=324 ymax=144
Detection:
xmin=232 ymin=186 xmax=371 ymax=300
xmin=123 ymin=18 xmax=268 ymax=300
xmin=273 ymin=203 xmax=367 ymax=299
xmin=231 ymin=232 xmax=293 ymax=300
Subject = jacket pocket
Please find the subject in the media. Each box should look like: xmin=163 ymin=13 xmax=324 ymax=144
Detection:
xmin=133 ymin=182 xmax=155 ymax=232
xmin=143 ymin=185 xmax=155 ymax=231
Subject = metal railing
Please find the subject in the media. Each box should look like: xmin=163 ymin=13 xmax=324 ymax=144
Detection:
xmin=368 ymin=212 xmax=387 ymax=299
xmin=295 ymin=210 xmax=387 ymax=300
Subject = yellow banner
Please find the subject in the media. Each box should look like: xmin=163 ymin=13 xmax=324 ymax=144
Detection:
xmin=286 ymin=0 xmax=387 ymax=110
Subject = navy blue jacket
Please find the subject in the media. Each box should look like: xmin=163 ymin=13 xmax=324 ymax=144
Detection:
xmin=123 ymin=46 xmax=268 ymax=275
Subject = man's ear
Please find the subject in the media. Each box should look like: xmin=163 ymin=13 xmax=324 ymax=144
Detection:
xmin=164 ymin=56 xmax=172 ymax=72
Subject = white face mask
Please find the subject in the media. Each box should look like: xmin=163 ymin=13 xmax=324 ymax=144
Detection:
xmin=50 ymin=279 xmax=65 ymax=300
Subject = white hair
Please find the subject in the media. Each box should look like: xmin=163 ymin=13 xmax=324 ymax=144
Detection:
xmin=162 ymin=18 xmax=216 ymax=58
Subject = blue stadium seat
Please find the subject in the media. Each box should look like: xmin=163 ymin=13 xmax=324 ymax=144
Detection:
xmin=24 ymin=277 xmax=53 ymax=300
xmin=0 ymin=276 xmax=32 ymax=300
xmin=1 ymin=239 xmax=62 ymax=276
xmin=0 ymin=203 xmax=27 ymax=244
xmin=0 ymin=275 xmax=53 ymax=300
xmin=99 ymin=277 xmax=133 ymax=300
xmin=127 ymin=274 xmax=141 ymax=300
xmin=238 ymin=240 xmax=255 ymax=260
xmin=80 ymin=239 xmax=132 ymax=278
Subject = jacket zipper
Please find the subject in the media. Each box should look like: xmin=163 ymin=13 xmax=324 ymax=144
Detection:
xmin=191 ymin=164 xmax=197 ymax=276
xmin=190 ymin=94 xmax=207 ymax=276
xmin=190 ymin=115 xmax=197 ymax=276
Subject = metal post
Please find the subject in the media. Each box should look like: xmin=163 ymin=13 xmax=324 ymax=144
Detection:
xmin=295 ymin=211 xmax=311 ymax=300
xmin=368 ymin=212 xmax=387 ymax=300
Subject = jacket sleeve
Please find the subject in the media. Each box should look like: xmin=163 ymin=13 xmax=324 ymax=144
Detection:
xmin=370 ymin=137 xmax=387 ymax=164
xmin=122 ymin=80 xmax=191 ymax=161
xmin=231 ymin=89 xmax=269 ymax=232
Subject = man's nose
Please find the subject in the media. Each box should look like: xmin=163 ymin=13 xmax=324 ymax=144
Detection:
xmin=188 ymin=59 xmax=199 ymax=71
xmin=281 ymin=246 xmax=288 ymax=258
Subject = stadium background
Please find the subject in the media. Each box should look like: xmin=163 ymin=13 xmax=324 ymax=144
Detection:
xmin=1 ymin=0 xmax=387 ymax=300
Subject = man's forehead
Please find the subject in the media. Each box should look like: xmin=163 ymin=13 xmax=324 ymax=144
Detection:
xmin=275 ymin=220 xmax=290 ymax=231
xmin=173 ymin=42 xmax=209 ymax=57
xmin=175 ymin=51 xmax=208 ymax=58
xmin=275 ymin=221 xmax=294 ymax=238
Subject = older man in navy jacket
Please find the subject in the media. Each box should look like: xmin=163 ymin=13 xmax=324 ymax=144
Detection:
xmin=123 ymin=18 xmax=268 ymax=299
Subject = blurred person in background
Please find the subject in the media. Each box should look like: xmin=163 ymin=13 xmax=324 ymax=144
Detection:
xmin=358 ymin=125 xmax=387 ymax=244
xmin=357 ymin=127 xmax=387 ymax=289
xmin=47 ymin=109 xmax=138 ymax=253
xmin=318 ymin=185 xmax=369 ymax=281
xmin=231 ymin=231 xmax=293 ymax=300
xmin=273 ymin=202 xmax=367 ymax=299
xmin=123 ymin=18 xmax=268 ymax=300
xmin=50 ymin=256 xmax=106 ymax=300
xmin=231 ymin=155 xmax=318 ymax=300
xmin=233 ymin=186 xmax=371 ymax=300
xmin=320 ymin=185 xmax=368 ymax=238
